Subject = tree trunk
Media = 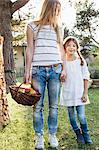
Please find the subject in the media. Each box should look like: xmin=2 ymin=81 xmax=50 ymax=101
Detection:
xmin=0 ymin=0 xmax=30 ymax=93
xmin=0 ymin=0 xmax=30 ymax=128
xmin=0 ymin=1 xmax=16 ymax=93
xmin=0 ymin=36 xmax=10 ymax=129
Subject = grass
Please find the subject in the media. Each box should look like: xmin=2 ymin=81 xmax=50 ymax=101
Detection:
xmin=0 ymin=88 xmax=99 ymax=150
xmin=89 ymin=56 xmax=99 ymax=69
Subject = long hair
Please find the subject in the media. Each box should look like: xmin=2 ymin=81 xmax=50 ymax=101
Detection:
xmin=34 ymin=0 xmax=61 ymax=43
xmin=63 ymin=36 xmax=84 ymax=65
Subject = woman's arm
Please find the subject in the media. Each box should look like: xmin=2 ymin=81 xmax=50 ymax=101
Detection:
xmin=24 ymin=25 xmax=34 ymax=83
xmin=59 ymin=42 xmax=66 ymax=82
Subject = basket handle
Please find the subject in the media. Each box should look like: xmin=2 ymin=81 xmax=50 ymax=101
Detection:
xmin=15 ymin=82 xmax=40 ymax=97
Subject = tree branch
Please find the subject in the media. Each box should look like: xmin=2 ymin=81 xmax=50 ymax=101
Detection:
xmin=11 ymin=0 xmax=30 ymax=14
xmin=91 ymin=37 xmax=99 ymax=47
xmin=88 ymin=24 xmax=99 ymax=47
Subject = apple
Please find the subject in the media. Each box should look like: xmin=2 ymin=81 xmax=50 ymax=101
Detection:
xmin=29 ymin=88 xmax=37 ymax=95
xmin=19 ymin=88 xmax=25 ymax=93
xmin=25 ymin=88 xmax=31 ymax=93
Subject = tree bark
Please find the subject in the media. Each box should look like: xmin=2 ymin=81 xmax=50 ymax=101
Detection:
xmin=11 ymin=0 xmax=30 ymax=14
xmin=0 ymin=0 xmax=30 ymax=129
xmin=0 ymin=1 xmax=15 ymax=93
xmin=0 ymin=0 xmax=30 ymax=93
xmin=0 ymin=36 xmax=10 ymax=129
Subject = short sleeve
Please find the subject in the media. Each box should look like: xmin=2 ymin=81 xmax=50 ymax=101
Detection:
xmin=27 ymin=22 xmax=35 ymax=31
xmin=81 ymin=60 xmax=90 ymax=80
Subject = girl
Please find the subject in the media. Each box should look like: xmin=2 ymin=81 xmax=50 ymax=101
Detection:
xmin=24 ymin=0 xmax=66 ymax=149
xmin=60 ymin=36 xmax=93 ymax=144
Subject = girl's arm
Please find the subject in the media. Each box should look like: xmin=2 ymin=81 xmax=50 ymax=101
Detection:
xmin=84 ymin=79 xmax=89 ymax=95
xmin=81 ymin=60 xmax=90 ymax=102
xmin=24 ymin=25 xmax=34 ymax=83
xmin=82 ymin=79 xmax=89 ymax=102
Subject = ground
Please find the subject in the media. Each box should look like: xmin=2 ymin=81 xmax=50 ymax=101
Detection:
xmin=0 ymin=88 xmax=99 ymax=150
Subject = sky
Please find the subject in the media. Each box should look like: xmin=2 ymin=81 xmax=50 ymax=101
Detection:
xmin=13 ymin=0 xmax=99 ymax=26
xmin=13 ymin=0 xmax=76 ymax=29
xmin=12 ymin=0 xmax=99 ymax=40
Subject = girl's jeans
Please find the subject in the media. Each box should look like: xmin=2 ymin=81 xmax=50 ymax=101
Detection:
xmin=67 ymin=105 xmax=89 ymax=132
xmin=31 ymin=64 xmax=62 ymax=135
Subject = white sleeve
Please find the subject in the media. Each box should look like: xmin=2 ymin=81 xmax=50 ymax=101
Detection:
xmin=82 ymin=60 xmax=90 ymax=80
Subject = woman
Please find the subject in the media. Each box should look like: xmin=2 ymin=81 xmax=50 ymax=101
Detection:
xmin=24 ymin=0 xmax=66 ymax=149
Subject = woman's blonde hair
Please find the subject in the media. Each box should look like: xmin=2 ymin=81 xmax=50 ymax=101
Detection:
xmin=34 ymin=0 xmax=61 ymax=43
xmin=63 ymin=36 xmax=84 ymax=65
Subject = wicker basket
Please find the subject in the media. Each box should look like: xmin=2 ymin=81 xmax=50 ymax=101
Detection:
xmin=9 ymin=83 xmax=41 ymax=106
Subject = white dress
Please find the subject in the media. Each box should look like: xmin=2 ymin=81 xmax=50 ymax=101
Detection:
xmin=60 ymin=58 xmax=90 ymax=106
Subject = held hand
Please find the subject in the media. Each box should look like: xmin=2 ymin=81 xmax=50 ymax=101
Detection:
xmin=81 ymin=93 xmax=87 ymax=103
xmin=60 ymin=70 xmax=66 ymax=82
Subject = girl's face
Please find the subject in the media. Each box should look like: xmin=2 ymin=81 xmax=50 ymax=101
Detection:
xmin=65 ymin=40 xmax=77 ymax=55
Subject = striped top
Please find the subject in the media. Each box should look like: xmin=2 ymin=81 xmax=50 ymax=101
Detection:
xmin=28 ymin=22 xmax=62 ymax=66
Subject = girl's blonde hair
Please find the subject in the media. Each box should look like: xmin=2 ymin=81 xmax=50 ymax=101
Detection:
xmin=34 ymin=0 xmax=61 ymax=43
xmin=63 ymin=36 xmax=84 ymax=65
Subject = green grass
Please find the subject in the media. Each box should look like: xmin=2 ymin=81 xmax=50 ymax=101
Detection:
xmin=89 ymin=56 xmax=99 ymax=69
xmin=0 ymin=88 xmax=99 ymax=150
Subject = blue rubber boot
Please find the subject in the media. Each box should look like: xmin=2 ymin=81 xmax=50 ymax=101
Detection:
xmin=74 ymin=129 xmax=85 ymax=144
xmin=81 ymin=124 xmax=93 ymax=144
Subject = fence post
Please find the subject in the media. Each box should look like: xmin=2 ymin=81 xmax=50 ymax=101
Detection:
xmin=0 ymin=35 xmax=10 ymax=129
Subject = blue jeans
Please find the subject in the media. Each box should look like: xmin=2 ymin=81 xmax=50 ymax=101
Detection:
xmin=67 ymin=105 xmax=89 ymax=131
xmin=31 ymin=64 xmax=62 ymax=135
